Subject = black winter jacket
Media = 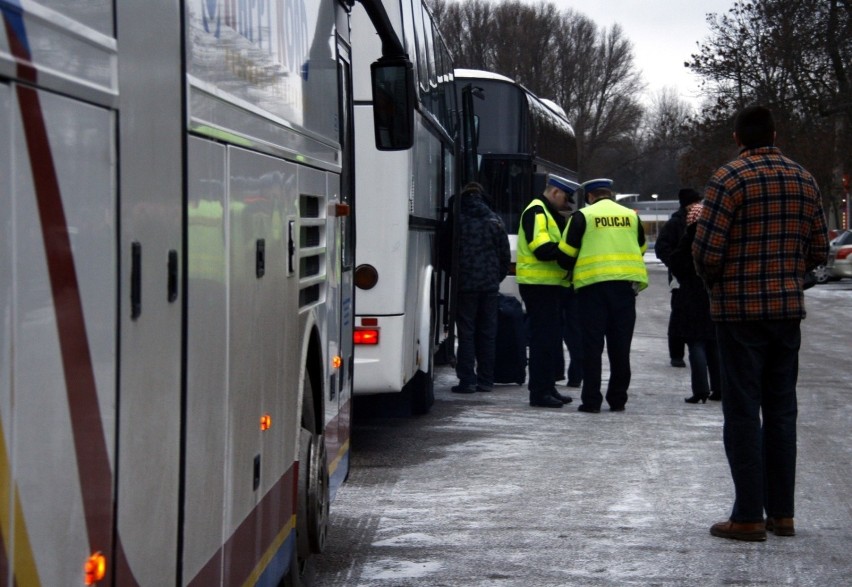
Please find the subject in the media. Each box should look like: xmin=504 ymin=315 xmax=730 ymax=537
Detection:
xmin=655 ymin=207 xmax=687 ymax=284
xmin=457 ymin=194 xmax=511 ymax=293
xmin=668 ymin=223 xmax=715 ymax=341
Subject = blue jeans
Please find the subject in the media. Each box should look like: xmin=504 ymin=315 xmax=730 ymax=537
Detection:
xmin=455 ymin=291 xmax=499 ymax=389
xmin=716 ymin=320 xmax=800 ymax=523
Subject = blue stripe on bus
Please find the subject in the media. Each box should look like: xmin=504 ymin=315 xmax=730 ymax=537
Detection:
xmin=0 ymin=0 xmax=31 ymax=57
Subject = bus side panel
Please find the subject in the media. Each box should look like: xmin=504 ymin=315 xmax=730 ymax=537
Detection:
xmin=2 ymin=82 xmax=116 ymax=586
xmin=224 ymin=146 xmax=301 ymax=587
xmin=0 ymin=81 xmax=9 ymax=585
xmin=116 ymin=0 xmax=183 ymax=583
xmin=352 ymin=107 xmax=414 ymax=393
xmin=184 ymin=137 xmax=230 ymax=583
xmin=404 ymin=116 xmax=443 ymax=370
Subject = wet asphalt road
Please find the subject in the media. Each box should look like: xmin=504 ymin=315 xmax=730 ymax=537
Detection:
xmin=313 ymin=260 xmax=852 ymax=586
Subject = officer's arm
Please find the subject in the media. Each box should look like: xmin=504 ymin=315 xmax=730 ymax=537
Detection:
xmin=557 ymin=212 xmax=586 ymax=270
xmin=524 ymin=207 xmax=561 ymax=261
xmin=636 ymin=215 xmax=648 ymax=254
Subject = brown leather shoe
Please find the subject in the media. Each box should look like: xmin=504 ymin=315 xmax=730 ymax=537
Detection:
xmin=710 ymin=519 xmax=767 ymax=541
xmin=766 ymin=517 xmax=795 ymax=536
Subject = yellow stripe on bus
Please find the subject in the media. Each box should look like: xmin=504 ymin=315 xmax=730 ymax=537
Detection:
xmin=241 ymin=515 xmax=297 ymax=587
xmin=0 ymin=420 xmax=42 ymax=586
xmin=328 ymin=439 xmax=350 ymax=476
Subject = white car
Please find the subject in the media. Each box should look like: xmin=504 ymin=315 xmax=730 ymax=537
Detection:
xmin=826 ymin=230 xmax=852 ymax=280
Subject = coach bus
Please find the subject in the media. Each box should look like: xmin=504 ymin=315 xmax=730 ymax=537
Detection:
xmin=350 ymin=0 xmax=457 ymax=414
xmin=0 ymin=0 xmax=413 ymax=584
xmin=454 ymin=68 xmax=578 ymax=299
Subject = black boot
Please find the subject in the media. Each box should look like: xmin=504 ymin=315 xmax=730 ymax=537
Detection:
xmin=550 ymin=389 xmax=573 ymax=404
xmin=684 ymin=394 xmax=708 ymax=404
xmin=530 ymin=393 xmax=563 ymax=408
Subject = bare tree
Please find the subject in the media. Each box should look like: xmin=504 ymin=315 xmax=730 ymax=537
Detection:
xmin=555 ymin=19 xmax=645 ymax=178
xmin=428 ymin=0 xmax=495 ymax=69
xmin=686 ymin=0 xmax=852 ymax=224
xmin=490 ymin=1 xmax=561 ymax=97
xmin=641 ymin=88 xmax=695 ymax=197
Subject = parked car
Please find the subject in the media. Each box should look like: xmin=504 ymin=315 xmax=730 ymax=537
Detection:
xmin=811 ymin=263 xmax=831 ymax=284
xmin=826 ymin=229 xmax=852 ymax=280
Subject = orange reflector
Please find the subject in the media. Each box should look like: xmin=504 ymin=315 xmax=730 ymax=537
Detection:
xmin=84 ymin=552 xmax=106 ymax=585
xmin=332 ymin=355 xmax=343 ymax=369
xmin=354 ymin=328 xmax=379 ymax=345
xmin=260 ymin=414 xmax=272 ymax=431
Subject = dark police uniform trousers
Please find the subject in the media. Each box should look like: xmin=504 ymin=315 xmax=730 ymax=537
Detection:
xmin=519 ymin=283 xmax=563 ymax=398
xmin=576 ymin=280 xmax=636 ymax=410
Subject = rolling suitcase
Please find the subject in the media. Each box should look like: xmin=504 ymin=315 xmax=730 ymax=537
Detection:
xmin=493 ymin=294 xmax=527 ymax=385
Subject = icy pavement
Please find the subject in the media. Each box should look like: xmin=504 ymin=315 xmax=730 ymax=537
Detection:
xmin=314 ymin=263 xmax=852 ymax=587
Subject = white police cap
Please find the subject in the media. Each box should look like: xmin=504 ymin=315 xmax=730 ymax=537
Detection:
xmin=547 ymin=174 xmax=580 ymax=195
xmin=581 ymin=178 xmax=614 ymax=193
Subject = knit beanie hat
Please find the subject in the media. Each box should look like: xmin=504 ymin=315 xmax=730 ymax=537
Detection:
xmin=678 ymin=188 xmax=701 ymax=208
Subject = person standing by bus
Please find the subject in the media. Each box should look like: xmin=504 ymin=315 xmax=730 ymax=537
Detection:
xmin=450 ymin=183 xmax=511 ymax=393
xmin=558 ymin=179 xmax=648 ymax=413
xmin=517 ymin=175 xmax=580 ymax=408
xmin=693 ymin=105 xmax=828 ymax=541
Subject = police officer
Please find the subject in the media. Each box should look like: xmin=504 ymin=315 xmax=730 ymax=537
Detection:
xmin=517 ymin=174 xmax=580 ymax=408
xmin=557 ymin=179 xmax=648 ymax=413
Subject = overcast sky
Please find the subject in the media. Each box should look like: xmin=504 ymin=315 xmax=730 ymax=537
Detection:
xmin=549 ymin=0 xmax=736 ymax=107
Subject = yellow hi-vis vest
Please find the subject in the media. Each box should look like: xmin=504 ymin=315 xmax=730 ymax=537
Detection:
xmin=516 ymin=199 xmax=568 ymax=286
xmin=566 ymin=198 xmax=648 ymax=291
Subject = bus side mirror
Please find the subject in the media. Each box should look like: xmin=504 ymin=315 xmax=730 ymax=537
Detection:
xmin=371 ymin=58 xmax=415 ymax=151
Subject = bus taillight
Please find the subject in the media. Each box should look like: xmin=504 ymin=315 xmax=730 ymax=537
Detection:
xmin=354 ymin=328 xmax=379 ymax=345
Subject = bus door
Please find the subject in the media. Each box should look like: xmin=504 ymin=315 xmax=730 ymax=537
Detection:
xmin=323 ymin=41 xmax=355 ymax=491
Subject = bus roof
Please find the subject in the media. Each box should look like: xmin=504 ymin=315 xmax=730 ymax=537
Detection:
xmin=454 ymin=68 xmax=516 ymax=83
xmin=455 ymin=68 xmax=570 ymax=123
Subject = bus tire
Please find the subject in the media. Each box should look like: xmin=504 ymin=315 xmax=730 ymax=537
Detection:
xmin=294 ymin=375 xmax=329 ymax=585
xmin=408 ymin=367 xmax=434 ymax=415
xmin=297 ymin=422 xmax=329 ymax=553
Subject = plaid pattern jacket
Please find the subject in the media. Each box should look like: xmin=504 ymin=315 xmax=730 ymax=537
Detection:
xmin=692 ymin=146 xmax=829 ymax=322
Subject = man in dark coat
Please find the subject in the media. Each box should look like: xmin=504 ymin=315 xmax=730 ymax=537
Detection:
xmin=654 ymin=188 xmax=701 ymax=367
xmin=451 ymin=183 xmax=511 ymax=393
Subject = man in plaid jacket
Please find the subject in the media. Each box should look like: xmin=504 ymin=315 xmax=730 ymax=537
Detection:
xmin=692 ymin=105 xmax=829 ymax=542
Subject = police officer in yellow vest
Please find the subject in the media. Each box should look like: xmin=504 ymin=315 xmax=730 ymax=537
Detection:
xmin=557 ymin=178 xmax=648 ymax=413
xmin=517 ymin=174 xmax=580 ymax=408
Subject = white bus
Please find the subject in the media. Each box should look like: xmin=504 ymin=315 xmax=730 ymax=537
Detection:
xmin=0 ymin=0 xmax=413 ymax=584
xmin=454 ymin=69 xmax=578 ymax=300
xmin=350 ymin=0 xmax=457 ymax=414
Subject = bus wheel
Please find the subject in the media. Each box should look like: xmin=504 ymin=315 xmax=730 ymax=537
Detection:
xmin=408 ymin=369 xmax=434 ymax=415
xmin=299 ymin=427 xmax=329 ymax=553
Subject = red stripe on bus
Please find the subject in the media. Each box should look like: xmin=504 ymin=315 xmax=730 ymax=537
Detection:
xmin=15 ymin=84 xmax=117 ymax=581
xmin=188 ymin=466 xmax=297 ymax=586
